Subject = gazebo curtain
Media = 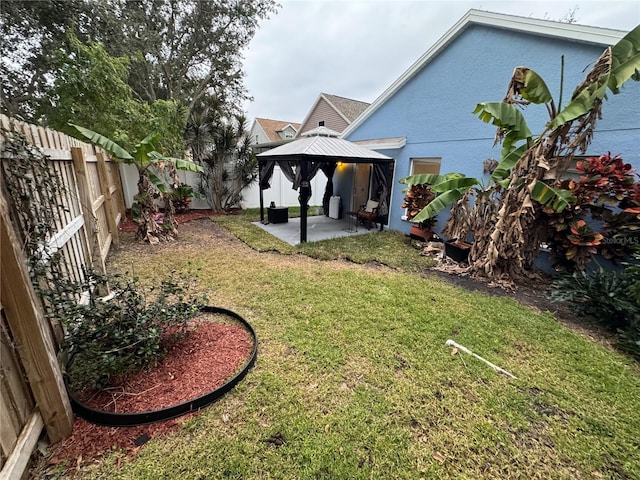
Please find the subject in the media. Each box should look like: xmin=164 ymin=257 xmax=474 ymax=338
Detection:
xmin=259 ymin=160 xmax=328 ymax=191
xmin=259 ymin=161 xmax=276 ymax=189
xmin=260 ymin=159 xmax=390 ymax=216
xmin=279 ymin=161 xmax=297 ymax=186
xmin=320 ymin=163 xmax=337 ymax=216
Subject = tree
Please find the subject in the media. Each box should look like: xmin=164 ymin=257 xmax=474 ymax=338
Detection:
xmin=106 ymin=0 xmax=278 ymax=116
xmin=42 ymin=33 xmax=187 ymax=155
xmin=2 ymin=0 xmax=278 ymax=120
xmin=185 ymin=97 xmax=257 ymax=211
xmin=41 ymin=34 xmax=135 ymax=146
xmin=71 ymin=124 xmax=203 ymax=244
xmin=0 ymin=0 xmax=115 ymax=120
xmin=401 ymin=26 xmax=640 ymax=280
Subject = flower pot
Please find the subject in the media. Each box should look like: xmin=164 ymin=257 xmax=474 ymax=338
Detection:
xmin=445 ymin=239 xmax=472 ymax=263
xmin=409 ymin=224 xmax=433 ymax=241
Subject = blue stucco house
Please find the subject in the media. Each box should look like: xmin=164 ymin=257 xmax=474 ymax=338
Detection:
xmin=335 ymin=9 xmax=639 ymax=237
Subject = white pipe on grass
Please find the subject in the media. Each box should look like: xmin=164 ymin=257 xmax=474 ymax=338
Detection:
xmin=446 ymin=339 xmax=517 ymax=379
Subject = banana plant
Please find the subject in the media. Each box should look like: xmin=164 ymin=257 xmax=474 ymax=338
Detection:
xmin=549 ymin=26 xmax=640 ymax=129
xmin=71 ymin=124 xmax=202 ymax=175
xmin=399 ymin=173 xmax=480 ymax=224
xmin=400 ymin=27 xmax=639 ymax=278
xmin=71 ymin=123 xmax=203 ymax=243
xmin=477 ymin=26 xmax=639 ymax=205
xmin=398 ymin=102 xmax=539 ymax=224
xmin=402 ymin=26 xmax=639 ymax=232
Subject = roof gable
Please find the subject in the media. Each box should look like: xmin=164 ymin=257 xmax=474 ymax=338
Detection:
xmin=255 ymin=117 xmax=301 ymax=143
xmin=342 ymin=9 xmax=628 ymax=138
xmin=297 ymin=93 xmax=370 ymax=136
xmin=249 ymin=118 xmax=267 ymax=139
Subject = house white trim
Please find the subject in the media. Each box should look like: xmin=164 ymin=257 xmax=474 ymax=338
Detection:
xmin=352 ymin=137 xmax=407 ymax=150
xmin=277 ymin=123 xmax=299 ymax=133
xmin=341 ymin=9 xmax=628 ymax=139
xmin=249 ymin=118 xmax=269 ymax=140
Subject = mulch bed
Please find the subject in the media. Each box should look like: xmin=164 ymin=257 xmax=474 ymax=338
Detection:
xmin=48 ymin=315 xmax=254 ymax=469
xmin=118 ymin=209 xmax=218 ymax=233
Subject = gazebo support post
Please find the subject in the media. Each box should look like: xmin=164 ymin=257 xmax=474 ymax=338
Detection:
xmin=299 ymin=159 xmax=309 ymax=243
xmin=258 ymin=161 xmax=264 ymax=223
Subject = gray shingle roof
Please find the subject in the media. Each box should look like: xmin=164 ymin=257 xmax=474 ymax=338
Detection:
xmin=322 ymin=94 xmax=370 ymax=123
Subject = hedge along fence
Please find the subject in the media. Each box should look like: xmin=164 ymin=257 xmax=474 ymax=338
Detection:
xmin=0 ymin=114 xmax=126 ymax=479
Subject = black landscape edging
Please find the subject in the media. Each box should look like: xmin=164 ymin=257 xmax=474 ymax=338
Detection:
xmin=65 ymin=306 xmax=257 ymax=427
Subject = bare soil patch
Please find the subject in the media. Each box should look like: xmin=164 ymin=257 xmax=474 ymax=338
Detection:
xmin=427 ymin=262 xmax=618 ymax=348
xmin=117 ymin=209 xmax=220 ymax=233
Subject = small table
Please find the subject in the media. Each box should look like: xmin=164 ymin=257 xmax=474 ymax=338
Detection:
xmin=267 ymin=207 xmax=288 ymax=224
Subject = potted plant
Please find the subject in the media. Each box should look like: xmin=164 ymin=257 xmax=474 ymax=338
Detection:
xmin=402 ymin=184 xmax=437 ymax=241
xmin=410 ymin=219 xmax=436 ymax=241
xmin=444 ymin=238 xmax=472 ymax=263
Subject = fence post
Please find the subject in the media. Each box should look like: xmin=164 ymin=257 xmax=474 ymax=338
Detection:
xmin=71 ymin=146 xmax=107 ymax=274
xmin=111 ymin=161 xmax=127 ymax=219
xmin=96 ymin=152 xmax=119 ymax=245
xmin=0 ymin=194 xmax=73 ymax=443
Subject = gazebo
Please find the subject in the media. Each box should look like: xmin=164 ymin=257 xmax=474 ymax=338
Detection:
xmin=257 ymin=126 xmax=394 ymax=243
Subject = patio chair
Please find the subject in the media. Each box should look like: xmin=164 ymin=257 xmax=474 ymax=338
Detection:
xmin=356 ymin=199 xmax=379 ymax=229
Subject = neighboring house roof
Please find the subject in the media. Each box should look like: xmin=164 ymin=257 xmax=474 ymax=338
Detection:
xmin=342 ymin=9 xmax=628 ymax=138
xmin=322 ymin=93 xmax=371 ymax=123
xmin=297 ymin=93 xmax=370 ymax=136
xmin=254 ymin=118 xmax=301 ymax=143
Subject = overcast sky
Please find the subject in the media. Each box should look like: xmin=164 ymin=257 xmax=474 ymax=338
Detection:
xmin=241 ymin=0 xmax=639 ymax=123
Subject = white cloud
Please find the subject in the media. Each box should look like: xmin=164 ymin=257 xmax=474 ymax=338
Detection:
xmin=242 ymin=0 xmax=640 ymax=122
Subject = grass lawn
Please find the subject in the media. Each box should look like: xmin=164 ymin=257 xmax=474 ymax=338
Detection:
xmin=79 ymin=211 xmax=640 ymax=479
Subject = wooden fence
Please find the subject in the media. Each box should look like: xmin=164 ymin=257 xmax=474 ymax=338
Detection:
xmin=0 ymin=115 xmax=126 ymax=479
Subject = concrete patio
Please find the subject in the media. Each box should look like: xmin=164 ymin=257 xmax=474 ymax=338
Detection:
xmin=253 ymin=214 xmax=379 ymax=245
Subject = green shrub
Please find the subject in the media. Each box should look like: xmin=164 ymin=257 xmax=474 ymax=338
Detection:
xmin=64 ymin=270 xmax=206 ymax=390
xmin=549 ymin=259 xmax=640 ymax=356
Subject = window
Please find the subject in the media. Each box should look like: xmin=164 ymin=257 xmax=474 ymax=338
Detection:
xmin=403 ymin=158 xmax=441 ymax=221
xmin=283 ymin=127 xmax=294 ymax=139
xmin=410 ymin=157 xmax=441 ymax=176
xmin=542 ymin=155 xmax=585 ymax=182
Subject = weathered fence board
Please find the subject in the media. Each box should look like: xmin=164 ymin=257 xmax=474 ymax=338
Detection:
xmin=0 ymin=410 xmax=43 ymax=480
xmin=0 ymin=315 xmax=34 ymax=426
xmin=0 ymin=194 xmax=73 ymax=443
xmin=0 ymin=114 xmax=126 ymax=477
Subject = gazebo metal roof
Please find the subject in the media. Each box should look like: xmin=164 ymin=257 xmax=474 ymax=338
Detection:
xmin=256 ymin=126 xmax=394 ymax=243
xmin=257 ymin=126 xmax=392 ymax=163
